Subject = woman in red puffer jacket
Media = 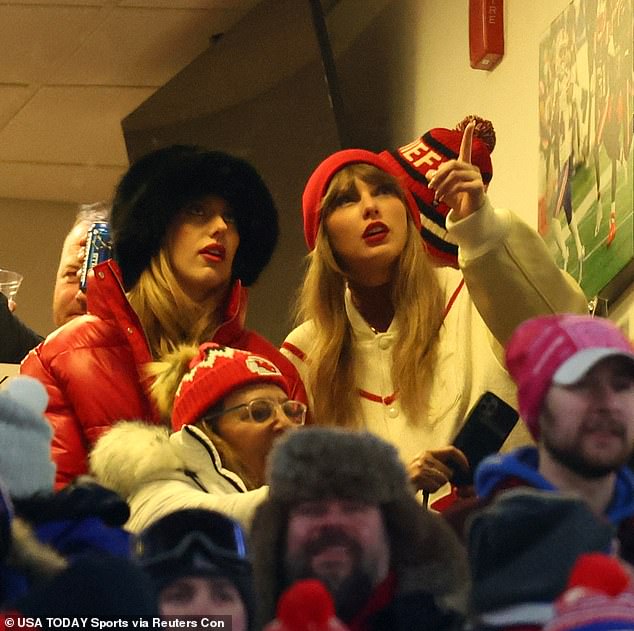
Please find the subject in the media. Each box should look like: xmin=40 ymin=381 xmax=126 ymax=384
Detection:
xmin=21 ymin=145 xmax=306 ymax=488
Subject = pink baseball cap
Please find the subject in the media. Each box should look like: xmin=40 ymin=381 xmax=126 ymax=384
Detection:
xmin=505 ymin=314 xmax=634 ymax=439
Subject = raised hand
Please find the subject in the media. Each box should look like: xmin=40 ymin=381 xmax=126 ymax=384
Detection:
xmin=425 ymin=120 xmax=486 ymax=219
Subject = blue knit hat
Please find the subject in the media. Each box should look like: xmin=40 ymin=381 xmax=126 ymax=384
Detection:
xmin=0 ymin=377 xmax=55 ymax=498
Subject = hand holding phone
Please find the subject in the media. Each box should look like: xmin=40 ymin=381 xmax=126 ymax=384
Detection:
xmin=408 ymin=446 xmax=469 ymax=494
xmin=450 ymin=392 xmax=519 ymax=487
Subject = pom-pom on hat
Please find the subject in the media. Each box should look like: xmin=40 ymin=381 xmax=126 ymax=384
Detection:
xmin=111 ymin=144 xmax=279 ymax=290
xmin=543 ymin=553 xmax=634 ymax=631
xmin=0 ymin=377 xmax=55 ymax=498
xmin=301 ymin=116 xmax=494 ymax=264
xmin=302 ymin=149 xmax=422 ymax=251
xmin=505 ymin=314 xmax=634 ymax=440
xmin=379 ymin=115 xmax=495 ymax=267
xmin=276 ymin=579 xmax=339 ymax=631
xmin=171 ymin=343 xmax=290 ymax=432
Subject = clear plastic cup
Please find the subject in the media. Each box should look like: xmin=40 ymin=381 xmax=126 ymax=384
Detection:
xmin=0 ymin=269 xmax=23 ymax=300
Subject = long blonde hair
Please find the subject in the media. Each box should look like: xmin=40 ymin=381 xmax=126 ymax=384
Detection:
xmin=127 ymin=249 xmax=223 ymax=359
xmin=296 ymin=164 xmax=445 ymax=427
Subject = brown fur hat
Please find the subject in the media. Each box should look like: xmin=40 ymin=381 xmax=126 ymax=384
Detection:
xmin=266 ymin=426 xmax=411 ymax=505
xmin=251 ymin=427 xmax=470 ymax=627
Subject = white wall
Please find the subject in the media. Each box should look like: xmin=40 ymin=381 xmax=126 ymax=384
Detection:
xmin=408 ymin=0 xmax=634 ymax=324
xmin=0 ymin=199 xmax=77 ymax=336
xmin=409 ymin=0 xmax=571 ymax=227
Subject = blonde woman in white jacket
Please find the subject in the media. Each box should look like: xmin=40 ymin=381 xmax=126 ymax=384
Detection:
xmin=282 ymin=120 xmax=588 ymax=505
xmin=90 ymin=343 xmax=305 ymax=533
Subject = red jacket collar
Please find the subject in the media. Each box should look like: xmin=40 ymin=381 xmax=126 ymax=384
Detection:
xmin=212 ymin=278 xmax=248 ymax=345
xmin=348 ymin=571 xmax=397 ymax=631
xmin=89 ymin=260 xmax=249 ymax=348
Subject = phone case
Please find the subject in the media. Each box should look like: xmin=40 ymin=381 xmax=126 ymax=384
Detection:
xmin=451 ymin=391 xmax=519 ymax=486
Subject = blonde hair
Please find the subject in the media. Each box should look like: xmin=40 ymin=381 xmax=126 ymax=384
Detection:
xmin=296 ymin=164 xmax=445 ymax=428
xmin=127 ymin=249 xmax=222 ymax=359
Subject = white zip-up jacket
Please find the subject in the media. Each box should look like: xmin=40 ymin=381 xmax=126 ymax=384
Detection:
xmin=89 ymin=421 xmax=267 ymax=533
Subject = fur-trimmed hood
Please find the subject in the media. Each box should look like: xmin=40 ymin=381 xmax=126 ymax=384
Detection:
xmin=90 ymin=421 xmax=181 ymax=500
xmin=89 ymin=420 xmax=267 ymax=534
xmin=90 ymin=420 xmax=249 ymax=502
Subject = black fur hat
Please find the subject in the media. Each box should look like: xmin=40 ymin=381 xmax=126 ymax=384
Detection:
xmin=111 ymin=145 xmax=279 ymax=291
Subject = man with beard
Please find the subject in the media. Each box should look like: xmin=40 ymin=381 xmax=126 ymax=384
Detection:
xmin=459 ymin=313 xmax=634 ymax=563
xmin=251 ymin=427 xmax=469 ymax=631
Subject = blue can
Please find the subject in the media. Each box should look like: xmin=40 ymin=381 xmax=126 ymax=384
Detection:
xmin=80 ymin=222 xmax=112 ymax=292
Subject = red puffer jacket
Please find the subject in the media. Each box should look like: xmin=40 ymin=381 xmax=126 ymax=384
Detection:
xmin=21 ymin=260 xmax=307 ymax=489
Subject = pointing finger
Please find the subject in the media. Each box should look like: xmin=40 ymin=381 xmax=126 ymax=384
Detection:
xmin=459 ymin=120 xmax=475 ymax=164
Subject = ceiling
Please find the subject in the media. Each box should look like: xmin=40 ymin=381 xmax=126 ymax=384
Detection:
xmin=0 ymin=0 xmax=261 ymax=205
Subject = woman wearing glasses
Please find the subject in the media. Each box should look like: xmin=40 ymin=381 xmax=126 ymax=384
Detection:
xmin=90 ymin=343 xmax=306 ymax=532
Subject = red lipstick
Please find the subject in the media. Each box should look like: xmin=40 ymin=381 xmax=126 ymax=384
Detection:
xmin=362 ymin=221 xmax=389 ymax=244
xmin=200 ymin=243 xmax=226 ymax=262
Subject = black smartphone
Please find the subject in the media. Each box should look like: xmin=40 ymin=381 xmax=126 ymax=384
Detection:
xmin=451 ymin=392 xmax=519 ymax=486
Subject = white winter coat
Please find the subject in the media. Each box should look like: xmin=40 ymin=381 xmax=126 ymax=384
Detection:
xmin=89 ymin=421 xmax=268 ymax=533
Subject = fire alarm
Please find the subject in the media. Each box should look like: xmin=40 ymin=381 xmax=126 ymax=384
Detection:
xmin=469 ymin=0 xmax=504 ymax=71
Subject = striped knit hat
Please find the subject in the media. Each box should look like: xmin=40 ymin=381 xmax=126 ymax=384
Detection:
xmin=543 ymin=554 xmax=634 ymax=631
xmin=379 ymin=115 xmax=495 ymax=267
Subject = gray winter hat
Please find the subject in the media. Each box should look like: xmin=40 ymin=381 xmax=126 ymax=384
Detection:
xmin=468 ymin=488 xmax=615 ymax=614
xmin=0 ymin=377 xmax=55 ymax=498
xmin=252 ymin=427 xmax=471 ymax=629
xmin=266 ymin=426 xmax=413 ymax=505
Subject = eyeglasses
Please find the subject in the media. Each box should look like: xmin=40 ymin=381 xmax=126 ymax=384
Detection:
xmin=204 ymin=398 xmax=306 ymax=425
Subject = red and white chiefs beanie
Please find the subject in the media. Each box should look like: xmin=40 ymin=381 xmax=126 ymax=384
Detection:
xmin=171 ymin=343 xmax=290 ymax=432
xmin=379 ymin=115 xmax=495 ymax=268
